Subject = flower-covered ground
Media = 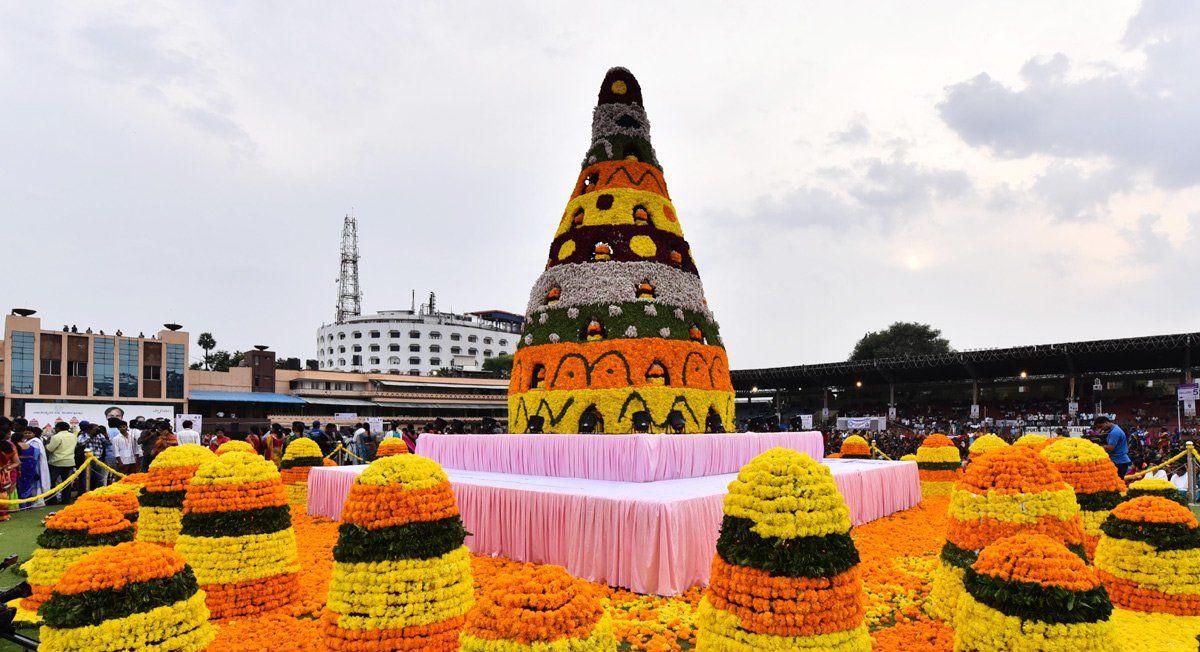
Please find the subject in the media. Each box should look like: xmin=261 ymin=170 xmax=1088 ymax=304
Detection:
xmin=194 ymin=497 xmax=956 ymax=651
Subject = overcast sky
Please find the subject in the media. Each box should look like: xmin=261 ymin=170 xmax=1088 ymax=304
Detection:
xmin=2 ymin=1 xmax=1196 ymax=369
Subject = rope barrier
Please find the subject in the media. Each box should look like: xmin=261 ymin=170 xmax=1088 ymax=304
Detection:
xmin=0 ymin=457 xmax=94 ymax=506
xmin=869 ymin=440 xmax=893 ymax=461
xmin=84 ymin=453 xmax=128 ymax=480
xmin=1124 ymin=449 xmax=1189 ymax=482
xmin=325 ymin=443 xmax=368 ymax=464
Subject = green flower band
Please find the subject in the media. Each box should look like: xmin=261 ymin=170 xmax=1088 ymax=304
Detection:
xmin=40 ymin=567 xmax=199 ymax=629
xmin=715 ymin=516 xmax=859 ymax=579
xmin=584 ymin=134 xmax=659 ymax=169
xmin=138 ymin=489 xmax=186 ymax=509
xmin=1127 ymin=487 xmax=1188 ymax=506
xmin=1100 ymin=517 xmax=1200 ymax=551
xmin=963 ymin=568 xmax=1112 ymax=625
xmin=281 ymin=456 xmax=324 ymax=470
xmin=333 ymin=516 xmax=469 ymax=564
xmin=1073 ymin=491 xmax=1125 ymax=512
xmin=36 ymin=527 xmax=135 ymax=550
xmin=520 ymin=301 xmax=721 ymax=349
xmin=180 ymin=505 xmax=292 ymax=538
xmin=917 ymin=461 xmax=962 ymax=471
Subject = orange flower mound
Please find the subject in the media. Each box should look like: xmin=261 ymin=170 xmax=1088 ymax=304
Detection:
xmin=839 ymin=435 xmax=871 ymax=458
xmin=117 ymin=472 xmax=149 ymax=487
xmin=956 ymin=446 xmax=1066 ymax=495
xmin=77 ymin=488 xmax=140 ymax=521
xmin=1110 ymin=495 xmax=1199 ymax=526
xmin=972 ymin=533 xmax=1100 ymax=592
xmin=44 ymin=501 xmax=130 ymax=535
xmin=376 ymin=438 xmax=410 ymax=457
xmin=54 ymin=541 xmax=186 ymax=595
xmin=209 ymin=612 xmax=324 ymax=651
xmin=339 ymin=481 xmax=460 ymax=529
xmin=462 ymin=564 xmax=613 ymax=648
xmin=922 ymin=434 xmax=955 ymax=448
xmin=705 ymin=557 xmax=863 ymax=636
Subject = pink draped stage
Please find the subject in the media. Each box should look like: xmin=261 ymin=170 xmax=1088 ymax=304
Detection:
xmin=415 ymin=431 xmax=824 ymax=482
xmin=307 ymin=459 xmax=920 ymax=596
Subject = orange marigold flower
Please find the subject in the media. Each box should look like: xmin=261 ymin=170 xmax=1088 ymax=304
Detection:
xmin=972 ymin=533 xmax=1100 ymax=592
xmin=1110 ymin=495 xmax=1198 ymax=527
xmin=956 ymin=446 xmax=1067 ymax=495
xmin=44 ymin=501 xmax=130 ymax=535
xmin=53 ymin=541 xmax=187 ymax=595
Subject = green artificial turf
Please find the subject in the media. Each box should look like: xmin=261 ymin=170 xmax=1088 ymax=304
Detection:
xmin=1 ymin=506 xmax=51 ymax=651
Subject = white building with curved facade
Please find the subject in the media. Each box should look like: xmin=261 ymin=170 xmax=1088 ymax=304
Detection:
xmin=316 ymin=307 xmax=522 ymax=376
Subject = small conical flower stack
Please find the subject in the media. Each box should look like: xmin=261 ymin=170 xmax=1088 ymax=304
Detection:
xmin=460 ymin=564 xmax=616 ymax=651
xmin=915 ymin=434 xmax=961 ymax=497
xmin=175 ymin=451 xmax=299 ymax=620
xmin=136 ymin=444 xmax=216 ymax=548
xmin=216 ymin=439 xmax=255 ymax=455
xmin=927 ymin=446 xmax=1085 ymax=621
xmin=37 ymin=541 xmax=215 ymax=652
xmin=280 ymin=438 xmax=324 ymax=507
xmin=8 ymin=502 xmax=134 ymax=624
xmin=954 ymin=533 xmax=1114 ymax=651
xmin=900 ymin=454 xmax=916 ymax=462
xmin=838 ymin=435 xmax=871 ymax=459
xmin=695 ymin=448 xmax=870 ymax=651
xmin=1094 ymin=496 xmax=1200 ymax=615
xmin=1041 ymin=438 xmax=1127 ymax=558
xmin=323 ymin=454 xmax=474 ymax=651
xmin=966 ymin=433 xmax=1007 ymax=464
xmin=1013 ymin=432 xmax=1048 ymax=448
xmin=78 ymin=482 xmax=142 ymax=525
xmin=376 ymin=437 xmax=410 ymax=458
xmin=1128 ymin=477 xmax=1188 ymax=506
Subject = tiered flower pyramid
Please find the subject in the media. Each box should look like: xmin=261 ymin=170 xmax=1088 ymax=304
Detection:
xmin=927 ymin=446 xmax=1085 ymax=621
xmin=78 ymin=482 xmax=142 ymax=525
xmin=323 ymin=454 xmax=473 ymax=651
xmin=376 ymin=437 xmax=410 ymax=458
xmin=1094 ymin=496 xmax=1200 ymax=647
xmin=1041 ymin=437 xmax=1126 ymax=557
xmin=175 ymin=451 xmax=299 ymax=620
xmin=838 ymin=435 xmax=871 ymax=459
xmin=508 ymin=67 xmax=734 ymax=434
xmin=696 ymin=448 xmax=870 ymax=650
xmin=965 ymin=433 xmax=1007 ymax=463
xmin=136 ymin=444 xmax=215 ymax=547
xmin=8 ymin=501 xmax=134 ymax=625
xmin=954 ymin=533 xmax=1114 ymax=650
xmin=915 ymin=434 xmax=961 ymax=497
xmin=460 ymin=563 xmax=616 ymax=651
xmin=280 ymin=438 xmax=324 ymax=507
xmin=1127 ymin=477 xmax=1187 ymax=505
xmin=36 ymin=541 xmax=215 ymax=651
xmin=1013 ymin=432 xmax=1049 ymax=448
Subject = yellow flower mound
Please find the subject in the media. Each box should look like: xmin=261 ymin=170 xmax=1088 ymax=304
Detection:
xmin=900 ymin=454 xmax=916 ymax=462
xmin=1109 ymin=609 xmax=1200 ymax=651
xmin=948 ymin=488 xmax=1079 ymax=524
xmin=916 ymin=445 xmax=960 ymax=464
xmin=1014 ymin=433 xmax=1049 ymax=447
xmin=176 ymin=529 xmax=300 ymax=585
xmin=215 ymin=440 xmax=255 ymax=455
xmin=967 ymin=434 xmax=1007 ymax=459
xmin=1130 ymin=477 xmax=1176 ymax=492
xmin=38 ymin=591 xmax=214 ymax=652
xmin=954 ymin=592 xmax=1112 ymax=651
xmin=188 ymin=450 xmax=280 ymax=486
xmin=282 ymin=437 xmax=322 ymax=461
xmin=356 ymin=454 xmax=448 ymax=492
xmin=722 ymin=448 xmax=851 ymax=539
xmin=1041 ymin=437 xmax=1109 ymax=464
xmin=151 ymin=444 xmax=216 ymax=469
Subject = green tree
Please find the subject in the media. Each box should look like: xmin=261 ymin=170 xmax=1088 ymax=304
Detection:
xmin=849 ymin=322 xmax=951 ymax=361
xmin=482 ymin=353 xmax=514 ymax=378
xmin=197 ymin=332 xmax=217 ymax=370
xmin=204 ymin=350 xmax=245 ymax=372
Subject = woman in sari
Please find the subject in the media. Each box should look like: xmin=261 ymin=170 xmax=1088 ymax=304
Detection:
xmin=17 ymin=428 xmax=46 ymax=508
xmin=0 ymin=427 xmax=19 ymax=521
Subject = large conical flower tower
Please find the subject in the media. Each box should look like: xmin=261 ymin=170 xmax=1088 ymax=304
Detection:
xmin=1040 ymin=437 xmax=1126 ymax=558
xmin=508 ymin=67 xmax=734 ymax=434
xmin=695 ymin=448 xmax=870 ymax=650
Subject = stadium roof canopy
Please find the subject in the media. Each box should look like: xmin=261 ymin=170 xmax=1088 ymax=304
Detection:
xmin=731 ymin=332 xmax=1199 ymax=391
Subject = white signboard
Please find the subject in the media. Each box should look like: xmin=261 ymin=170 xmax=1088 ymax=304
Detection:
xmin=366 ymin=417 xmax=385 ymax=433
xmin=1186 ymin=400 xmax=1197 ymax=418
xmin=334 ymin=412 xmax=359 ymax=420
xmin=1179 ymin=384 xmax=1199 ymax=402
xmin=887 ymin=406 xmax=897 ymax=420
xmin=970 ymin=404 xmax=980 ymax=419
xmin=1068 ymin=401 xmax=1079 ymax=417
xmin=174 ymin=414 xmax=203 ymax=434
xmin=24 ymin=402 xmax=175 ymax=428
xmin=800 ymin=414 xmax=813 ymax=430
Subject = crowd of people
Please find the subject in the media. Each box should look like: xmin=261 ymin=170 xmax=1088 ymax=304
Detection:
xmin=0 ymin=415 xmax=504 ymax=520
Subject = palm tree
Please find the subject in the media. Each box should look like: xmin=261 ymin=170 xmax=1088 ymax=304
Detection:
xmin=197 ymin=332 xmax=217 ymax=370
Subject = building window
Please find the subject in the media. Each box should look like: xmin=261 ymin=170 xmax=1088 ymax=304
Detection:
xmin=430 ymin=358 xmax=441 ymax=366
xmin=468 ymin=335 xmax=478 ymax=343
xmin=388 ymin=344 xmax=400 ymax=352
xmin=484 ymin=337 xmax=493 ymax=345
xmin=40 ymin=359 xmax=61 ymax=376
xmin=409 ymin=368 xmax=421 ymax=375
xmin=408 ymin=357 xmax=421 ymax=365
xmin=338 ymin=358 xmax=346 ymax=366
xmin=429 ymin=331 xmax=442 ymax=339
xmin=144 ymin=365 xmax=161 ymax=381
xmin=369 ymin=344 xmax=380 ymax=352
xmin=68 ymin=361 xmax=88 ymax=377
xmin=388 ymin=356 xmax=402 ymax=365
xmin=338 ymin=346 xmax=346 ymax=353
xmin=338 ymin=332 xmax=345 ymax=340
xmin=119 ymin=339 xmax=139 ymax=397
xmin=429 ymin=345 xmax=441 ymax=353
xmin=352 ymin=355 xmax=362 ymax=366
xmin=450 ymin=333 xmax=461 ymax=341
xmin=409 ymin=344 xmax=420 ymax=352
xmin=370 ymin=331 xmax=380 ymax=338
xmin=166 ymin=343 xmax=184 ymax=399
xmin=93 ymin=337 xmax=115 ymax=396
xmin=352 ymin=345 xmax=362 ymax=352
xmin=483 ymin=349 xmax=493 ymax=358
xmin=369 ymin=356 xmax=380 ymax=365
xmin=9 ymin=331 xmax=33 ymax=395
xmin=499 ymin=339 xmax=509 ymax=346
xmin=352 ymin=331 xmax=362 ymax=339
xmin=450 ymin=346 xmax=461 ymax=354
xmin=468 ymin=348 xmax=478 ymax=355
